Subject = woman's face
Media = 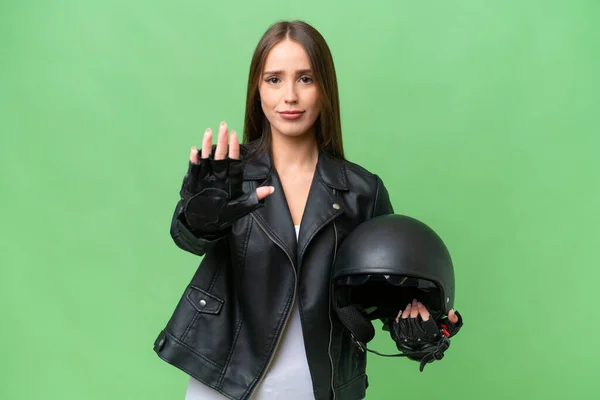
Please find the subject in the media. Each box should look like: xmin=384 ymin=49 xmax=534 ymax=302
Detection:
xmin=259 ymin=39 xmax=321 ymax=139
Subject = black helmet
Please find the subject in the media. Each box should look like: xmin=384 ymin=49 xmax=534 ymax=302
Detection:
xmin=332 ymin=214 xmax=455 ymax=345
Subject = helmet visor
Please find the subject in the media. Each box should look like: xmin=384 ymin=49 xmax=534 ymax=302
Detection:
xmin=336 ymin=274 xmax=438 ymax=291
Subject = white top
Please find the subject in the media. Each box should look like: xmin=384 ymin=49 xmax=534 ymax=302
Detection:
xmin=185 ymin=225 xmax=315 ymax=400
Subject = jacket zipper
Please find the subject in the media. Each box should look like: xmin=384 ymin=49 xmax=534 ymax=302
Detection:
xmin=327 ymin=189 xmax=339 ymax=400
xmin=248 ymin=214 xmax=298 ymax=399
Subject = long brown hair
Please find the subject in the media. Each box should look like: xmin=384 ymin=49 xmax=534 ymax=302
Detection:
xmin=242 ymin=20 xmax=345 ymax=160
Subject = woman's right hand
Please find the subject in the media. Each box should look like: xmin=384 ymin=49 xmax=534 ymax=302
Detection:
xmin=180 ymin=121 xmax=275 ymax=233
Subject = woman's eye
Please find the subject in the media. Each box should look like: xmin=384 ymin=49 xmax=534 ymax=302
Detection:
xmin=266 ymin=77 xmax=280 ymax=84
xmin=299 ymin=76 xmax=313 ymax=84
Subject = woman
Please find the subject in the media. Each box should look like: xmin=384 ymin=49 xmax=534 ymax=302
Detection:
xmin=154 ymin=20 xmax=459 ymax=400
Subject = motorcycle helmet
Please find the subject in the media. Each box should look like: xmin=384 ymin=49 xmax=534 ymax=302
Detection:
xmin=332 ymin=214 xmax=455 ymax=346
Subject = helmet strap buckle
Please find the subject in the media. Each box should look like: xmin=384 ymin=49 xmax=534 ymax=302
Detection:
xmin=350 ymin=334 xmax=366 ymax=352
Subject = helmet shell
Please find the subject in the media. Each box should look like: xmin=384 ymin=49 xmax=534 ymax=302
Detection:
xmin=333 ymin=214 xmax=455 ymax=318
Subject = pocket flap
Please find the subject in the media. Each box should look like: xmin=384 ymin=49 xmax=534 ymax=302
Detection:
xmin=185 ymin=285 xmax=224 ymax=314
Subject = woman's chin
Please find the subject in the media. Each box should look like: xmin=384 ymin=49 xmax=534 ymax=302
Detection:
xmin=271 ymin=124 xmax=315 ymax=139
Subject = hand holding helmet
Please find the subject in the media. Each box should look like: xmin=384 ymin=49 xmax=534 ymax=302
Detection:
xmin=393 ymin=300 xmax=462 ymax=341
xmin=390 ymin=300 xmax=463 ymax=371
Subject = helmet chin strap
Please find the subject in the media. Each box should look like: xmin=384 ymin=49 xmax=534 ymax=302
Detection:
xmin=350 ymin=334 xmax=451 ymax=372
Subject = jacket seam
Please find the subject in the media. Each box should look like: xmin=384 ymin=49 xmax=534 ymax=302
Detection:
xmin=217 ymin=217 xmax=253 ymax=387
xmin=164 ymin=329 xmax=225 ymax=369
xmin=252 ymin=213 xmax=294 ymax=263
xmin=181 ymin=298 xmax=201 ymax=343
xmin=334 ymin=372 xmax=365 ymax=390
xmin=208 ymin=257 xmax=222 ymax=293
xmin=297 ymin=177 xmax=342 ymax=267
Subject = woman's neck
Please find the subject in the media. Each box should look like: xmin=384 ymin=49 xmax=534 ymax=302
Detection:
xmin=270 ymin=132 xmax=319 ymax=174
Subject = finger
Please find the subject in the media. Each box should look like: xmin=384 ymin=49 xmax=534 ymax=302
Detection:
xmin=201 ymin=129 xmax=212 ymax=159
xmin=214 ymin=121 xmax=229 ymax=160
xmin=229 ymin=130 xmax=240 ymax=159
xmin=410 ymin=300 xmax=419 ymax=318
xmin=397 ymin=303 xmax=411 ymax=322
xmin=395 ymin=309 xmax=403 ymax=322
xmin=448 ymin=309 xmax=459 ymax=324
xmin=190 ymin=146 xmax=199 ymax=164
xmin=417 ymin=302 xmax=430 ymax=321
xmin=256 ymin=186 xmax=275 ymax=201
xmin=401 ymin=304 xmax=411 ymax=319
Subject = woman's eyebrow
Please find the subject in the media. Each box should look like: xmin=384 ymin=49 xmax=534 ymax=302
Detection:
xmin=262 ymin=69 xmax=313 ymax=76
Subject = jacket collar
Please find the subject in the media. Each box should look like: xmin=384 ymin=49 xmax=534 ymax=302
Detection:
xmin=242 ymin=140 xmax=349 ymax=191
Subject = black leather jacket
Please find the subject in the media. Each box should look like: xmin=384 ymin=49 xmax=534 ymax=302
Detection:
xmin=153 ymin=142 xmax=394 ymax=400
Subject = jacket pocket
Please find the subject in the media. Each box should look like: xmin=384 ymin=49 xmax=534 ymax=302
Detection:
xmin=185 ymin=285 xmax=224 ymax=315
xmin=166 ymin=285 xmax=235 ymax=368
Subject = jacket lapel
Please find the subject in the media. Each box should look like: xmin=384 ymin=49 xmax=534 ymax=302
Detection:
xmin=296 ymin=150 xmax=348 ymax=268
xmin=252 ymin=170 xmax=298 ymax=265
xmin=242 ymin=142 xmax=349 ymax=269
xmin=242 ymin=144 xmax=297 ymax=265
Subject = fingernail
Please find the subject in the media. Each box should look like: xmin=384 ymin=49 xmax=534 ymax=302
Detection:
xmin=220 ymin=121 xmax=225 ymax=126
xmin=270 ymin=187 xmax=275 ymax=194
xmin=417 ymin=302 xmax=423 ymax=307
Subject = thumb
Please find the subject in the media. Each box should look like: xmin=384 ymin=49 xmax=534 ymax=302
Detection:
xmin=256 ymin=186 xmax=275 ymax=201
xmin=448 ymin=309 xmax=459 ymax=324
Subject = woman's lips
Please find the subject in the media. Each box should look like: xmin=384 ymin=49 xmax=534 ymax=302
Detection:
xmin=279 ymin=111 xmax=304 ymax=120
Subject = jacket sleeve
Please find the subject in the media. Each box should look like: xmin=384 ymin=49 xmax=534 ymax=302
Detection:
xmin=170 ymin=200 xmax=229 ymax=257
xmin=372 ymin=174 xmax=394 ymax=218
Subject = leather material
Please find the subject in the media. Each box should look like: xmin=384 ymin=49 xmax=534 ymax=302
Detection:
xmin=181 ymin=157 xmax=262 ymax=234
xmin=391 ymin=315 xmax=442 ymax=349
xmin=155 ymin=140 xmax=393 ymax=400
xmin=389 ymin=309 xmax=464 ymax=372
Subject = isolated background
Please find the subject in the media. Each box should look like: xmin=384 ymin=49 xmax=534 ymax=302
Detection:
xmin=1 ymin=0 xmax=599 ymax=399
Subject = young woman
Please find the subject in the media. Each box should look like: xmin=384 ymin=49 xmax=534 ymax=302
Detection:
xmin=154 ymin=20 xmax=459 ymax=400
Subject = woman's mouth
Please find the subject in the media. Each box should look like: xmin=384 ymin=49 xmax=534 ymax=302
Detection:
xmin=279 ymin=111 xmax=304 ymax=120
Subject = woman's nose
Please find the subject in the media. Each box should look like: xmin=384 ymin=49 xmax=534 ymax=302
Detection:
xmin=284 ymin=82 xmax=299 ymax=104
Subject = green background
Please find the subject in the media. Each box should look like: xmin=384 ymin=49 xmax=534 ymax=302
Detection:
xmin=1 ymin=0 xmax=598 ymax=399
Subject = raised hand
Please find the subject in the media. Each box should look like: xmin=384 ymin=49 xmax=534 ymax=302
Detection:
xmin=180 ymin=121 xmax=275 ymax=234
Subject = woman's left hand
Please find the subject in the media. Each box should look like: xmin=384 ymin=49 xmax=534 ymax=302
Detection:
xmin=395 ymin=299 xmax=463 ymax=338
xmin=391 ymin=299 xmax=464 ymax=371
xmin=396 ymin=299 xmax=459 ymax=324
